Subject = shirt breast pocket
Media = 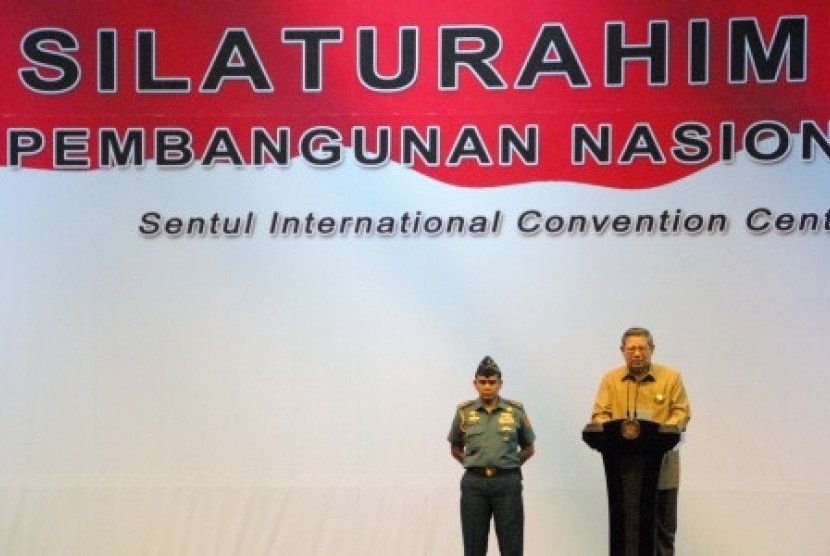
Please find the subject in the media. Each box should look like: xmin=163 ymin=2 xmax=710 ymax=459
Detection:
xmin=498 ymin=423 xmax=518 ymax=440
xmin=463 ymin=423 xmax=485 ymax=454
xmin=463 ymin=423 xmax=484 ymax=437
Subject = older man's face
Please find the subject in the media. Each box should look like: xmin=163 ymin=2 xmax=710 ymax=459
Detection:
xmin=621 ymin=335 xmax=653 ymax=374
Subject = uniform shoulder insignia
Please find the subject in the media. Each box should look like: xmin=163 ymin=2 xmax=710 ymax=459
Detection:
xmin=505 ymin=399 xmax=524 ymax=409
xmin=457 ymin=400 xmax=475 ymax=409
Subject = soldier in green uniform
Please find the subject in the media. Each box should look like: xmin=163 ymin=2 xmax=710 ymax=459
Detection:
xmin=447 ymin=356 xmax=536 ymax=556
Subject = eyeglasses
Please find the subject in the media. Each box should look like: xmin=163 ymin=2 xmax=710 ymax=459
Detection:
xmin=476 ymin=378 xmax=500 ymax=385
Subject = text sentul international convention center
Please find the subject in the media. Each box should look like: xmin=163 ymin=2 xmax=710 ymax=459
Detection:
xmin=137 ymin=208 xmax=830 ymax=238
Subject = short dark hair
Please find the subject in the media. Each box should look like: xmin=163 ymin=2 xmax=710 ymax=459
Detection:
xmin=620 ymin=327 xmax=654 ymax=348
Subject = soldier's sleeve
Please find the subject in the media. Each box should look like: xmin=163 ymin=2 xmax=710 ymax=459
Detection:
xmin=515 ymin=402 xmax=536 ymax=447
xmin=447 ymin=402 xmax=469 ymax=444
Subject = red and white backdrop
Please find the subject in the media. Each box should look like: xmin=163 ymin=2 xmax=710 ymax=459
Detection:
xmin=1 ymin=2 xmax=828 ymax=554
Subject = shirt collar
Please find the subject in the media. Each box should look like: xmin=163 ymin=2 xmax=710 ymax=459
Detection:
xmin=622 ymin=367 xmax=656 ymax=383
xmin=473 ymin=397 xmax=506 ymax=411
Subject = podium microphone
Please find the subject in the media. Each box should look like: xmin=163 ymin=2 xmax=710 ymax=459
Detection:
xmin=623 ymin=376 xmax=642 ymax=440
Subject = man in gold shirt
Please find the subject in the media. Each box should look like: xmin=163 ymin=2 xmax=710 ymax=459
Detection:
xmin=591 ymin=327 xmax=691 ymax=556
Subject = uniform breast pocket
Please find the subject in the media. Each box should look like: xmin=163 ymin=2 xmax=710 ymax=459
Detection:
xmin=498 ymin=424 xmax=517 ymax=440
xmin=463 ymin=424 xmax=485 ymax=453
xmin=498 ymin=413 xmax=517 ymax=439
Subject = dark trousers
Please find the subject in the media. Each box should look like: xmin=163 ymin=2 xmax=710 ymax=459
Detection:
xmin=460 ymin=470 xmax=524 ymax=556
xmin=655 ymin=488 xmax=678 ymax=556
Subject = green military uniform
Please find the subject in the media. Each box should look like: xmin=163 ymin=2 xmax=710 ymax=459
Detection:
xmin=448 ymin=397 xmax=535 ymax=470
xmin=448 ymin=396 xmax=535 ymax=556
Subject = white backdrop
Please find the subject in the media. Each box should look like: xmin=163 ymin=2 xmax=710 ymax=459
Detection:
xmin=1 ymin=142 xmax=829 ymax=554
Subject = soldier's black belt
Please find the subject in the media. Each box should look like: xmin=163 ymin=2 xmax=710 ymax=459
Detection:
xmin=466 ymin=466 xmax=520 ymax=478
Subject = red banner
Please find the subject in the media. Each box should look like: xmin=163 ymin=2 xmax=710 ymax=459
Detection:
xmin=2 ymin=1 xmax=828 ymax=187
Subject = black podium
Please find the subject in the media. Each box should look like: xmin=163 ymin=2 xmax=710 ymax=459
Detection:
xmin=583 ymin=420 xmax=680 ymax=556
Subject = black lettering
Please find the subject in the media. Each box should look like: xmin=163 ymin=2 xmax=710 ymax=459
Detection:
xmin=19 ymin=28 xmax=80 ymax=93
xmin=573 ymin=125 xmax=611 ymax=164
xmin=300 ymin=127 xmax=342 ymax=166
xmin=801 ymin=121 xmax=830 ymax=161
xmin=156 ymin=129 xmax=194 ymax=166
xmin=55 ymin=129 xmax=90 ymax=168
xmin=8 ymin=129 xmax=45 ymax=166
xmin=98 ymin=29 xmax=117 ymax=92
xmin=282 ymin=28 xmax=343 ymax=92
xmin=606 ymin=22 xmax=668 ymax=86
xmin=401 ymin=127 xmax=440 ymax=166
xmin=516 ymin=24 xmax=589 ymax=88
xmin=252 ymin=127 xmax=290 ymax=166
xmin=500 ymin=126 xmax=538 ymax=165
xmin=100 ymin=128 xmax=144 ymax=166
xmin=620 ymin=124 xmax=664 ymax=163
xmin=202 ymin=128 xmax=244 ymax=166
xmin=137 ymin=31 xmax=190 ymax=92
xmin=440 ymin=26 xmax=506 ymax=89
xmin=447 ymin=127 xmax=491 ymax=165
xmin=730 ymin=17 xmax=807 ymax=83
xmin=139 ymin=212 xmax=162 ymax=236
xmin=353 ymin=127 xmax=391 ymax=165
xmin=517 ymin=210 xmax=542 ymax=234
xmin=201 ymin=29 xmax=273 ymax=92
xmin=744 ymin=122 xmax=789 ymax=162
xmin=358 ymin=27 xmax=418 ymax=91
xmin=672 ymin=123 xmax=711 ymax=163
xmin=689 ymin=20 xmax=709 ymax=84
xmin=746 ymin=207 xmax=772 ymax=233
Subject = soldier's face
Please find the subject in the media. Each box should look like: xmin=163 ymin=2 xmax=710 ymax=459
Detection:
xmin=474 ymin=375 xmax=502 ymax=402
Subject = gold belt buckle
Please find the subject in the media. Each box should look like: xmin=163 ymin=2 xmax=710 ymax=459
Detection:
xmin=485 ymin=466 xmax=496 ymax=477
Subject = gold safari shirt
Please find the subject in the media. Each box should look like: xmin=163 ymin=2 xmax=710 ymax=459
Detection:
xmin=591 ymin=363 xmax=690 ymax=488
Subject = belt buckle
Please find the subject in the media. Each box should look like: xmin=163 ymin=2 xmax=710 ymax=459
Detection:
xmin=485 ymin=466 xmax=496 ymax=477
